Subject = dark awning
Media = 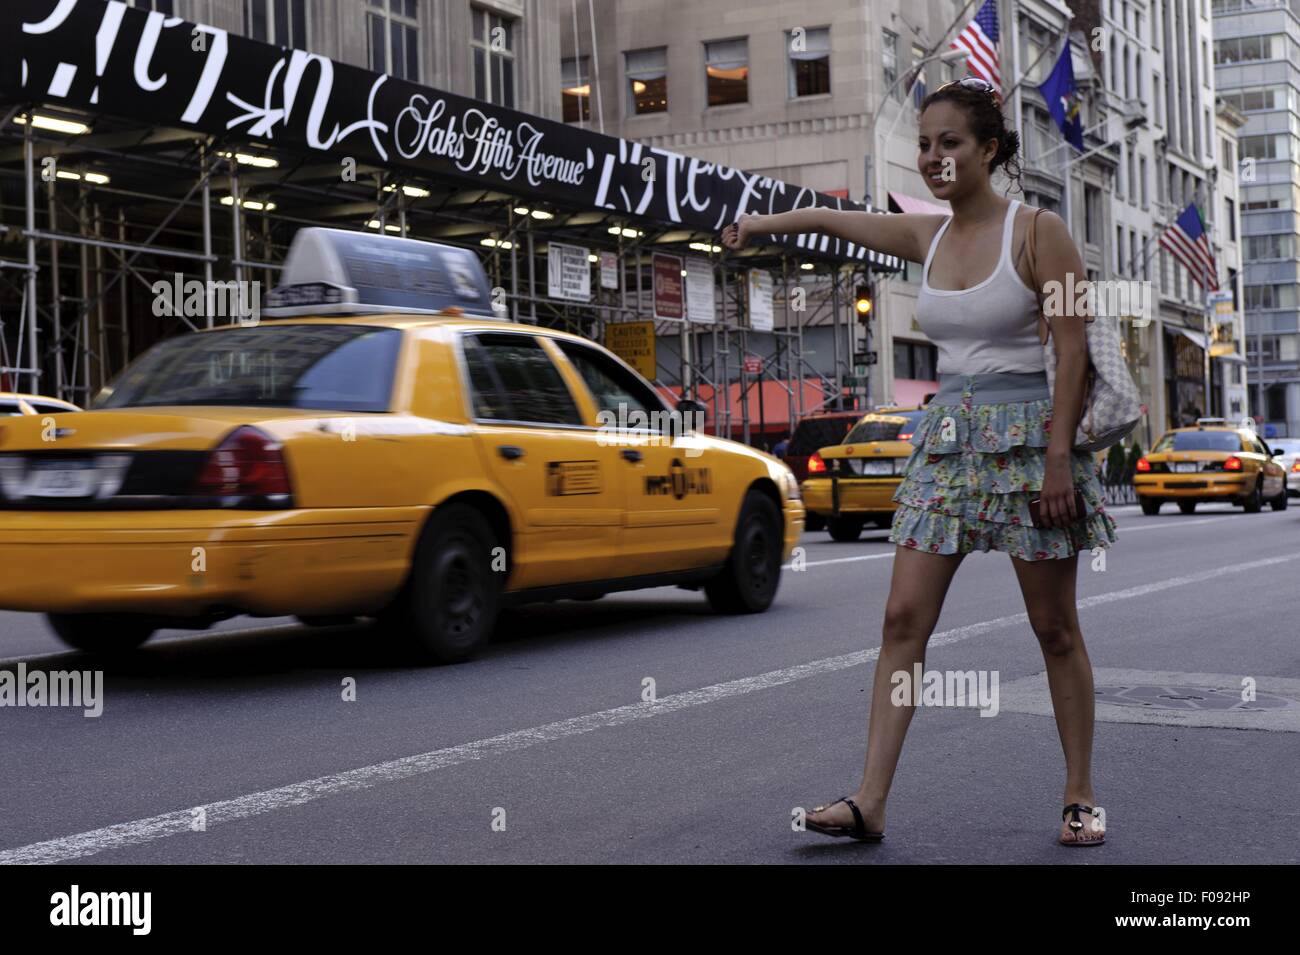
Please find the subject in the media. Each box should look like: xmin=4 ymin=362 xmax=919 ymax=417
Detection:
xmin=3 ymin=0 xmax=901 ymax=272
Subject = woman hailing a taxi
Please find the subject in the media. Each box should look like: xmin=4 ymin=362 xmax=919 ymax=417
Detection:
xmin=721 ymin=77 xmax=1116 ymax=847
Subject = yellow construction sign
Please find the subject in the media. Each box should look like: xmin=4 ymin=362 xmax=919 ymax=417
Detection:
xmin=604 ymin=321 xmax=657 ymax=380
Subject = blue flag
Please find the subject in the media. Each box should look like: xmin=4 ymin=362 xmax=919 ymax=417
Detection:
xmin=1038 ymin=42 xmax=1083 ymax=152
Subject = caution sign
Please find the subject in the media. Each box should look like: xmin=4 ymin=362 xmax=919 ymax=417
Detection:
xmin=605 ymin=321 xmax=656 ymax=380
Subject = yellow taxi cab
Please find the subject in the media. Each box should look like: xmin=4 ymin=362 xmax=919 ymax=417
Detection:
xmin=0 ymin=229 xmax=803 ymax=663
xmin=0 ymin=393 xmax=80 ymax=416
xmin=800 ymin=406 xmax=926 ymax=541
xmin=1134 ymin=417 xmax=1289 ymax=515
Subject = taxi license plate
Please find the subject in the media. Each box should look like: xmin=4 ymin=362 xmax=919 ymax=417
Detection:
xmin=860 ymin=459 xmax=893 ymax=475
xmin=26 ymin=460 xmax=96 ymax=497
xmin=1172 ymin=462 xmax=1198 ymax=473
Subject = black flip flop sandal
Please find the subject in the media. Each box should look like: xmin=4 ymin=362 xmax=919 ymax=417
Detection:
xmin=1060 ymin=803 xmax=1105 ymax=846
xmin=806 ymin=796 xmax=884 ymax=843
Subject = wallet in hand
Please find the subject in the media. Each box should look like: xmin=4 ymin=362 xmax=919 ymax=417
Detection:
xmin=1028 ymin=488 xmax=1088 ymax=529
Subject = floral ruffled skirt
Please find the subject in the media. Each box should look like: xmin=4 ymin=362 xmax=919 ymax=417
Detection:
xmin=888 ymin=380 xmax=1119 ymax=561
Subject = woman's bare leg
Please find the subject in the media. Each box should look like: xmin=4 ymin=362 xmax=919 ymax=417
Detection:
xmin=1008 ymin=551 xmax=1104 ymax=843
xmin=806 ymin=544 xmax=965 ymax=833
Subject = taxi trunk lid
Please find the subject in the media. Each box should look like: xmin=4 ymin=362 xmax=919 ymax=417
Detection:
xmin=0 ymin=407 xmax=322 ymax=509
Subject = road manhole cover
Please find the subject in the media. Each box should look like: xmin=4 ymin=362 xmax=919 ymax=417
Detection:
xmin=1094 ymin=684 xmax=1293 ymax=712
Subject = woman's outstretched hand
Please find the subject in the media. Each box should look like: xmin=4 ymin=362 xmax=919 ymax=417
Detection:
xmin=720 ymin=213 xmax=761 ymax=250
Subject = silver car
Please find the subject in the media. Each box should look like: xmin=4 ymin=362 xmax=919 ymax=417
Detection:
xmin=1267 ymin=438 xmax=1300 ymax=496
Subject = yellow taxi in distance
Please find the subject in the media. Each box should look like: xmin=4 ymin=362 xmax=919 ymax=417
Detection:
xmin=800 ymin=406 xmax=926 ymax=541
xmin=1135 ymin=417 xmax=1289 ymax=515
xmin=0 ymin=393 xmax=80 ymax=416
xmin=0 ymin=229 xmax=803 ymax=663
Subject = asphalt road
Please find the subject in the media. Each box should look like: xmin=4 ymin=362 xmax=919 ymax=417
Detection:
xmin=2 ymin=499 xmax=1297 ymax=864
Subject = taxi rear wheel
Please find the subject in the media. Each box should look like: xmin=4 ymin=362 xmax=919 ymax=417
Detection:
xmin=705 ymin=490 xmax=782 ymax=614
xmin=1242 ymin=478 xmax=1264 ymax=513
xmin=1139 ymin=498 xmax=1162 ymax=515
xmin=805 ymin=513 xmax=826 ymax=532
xmin=1178 ymin=501 xmax=1197 ymax=514
xmin=46 ymin=614 xmax=154 ymax=655
xmin=828 ymin=517 xmax=864 ymax=542
xmin=386 ymin=504 xmax=502 ymax=664
xmin=1271 ymin=480 xmax=1288 ymax=511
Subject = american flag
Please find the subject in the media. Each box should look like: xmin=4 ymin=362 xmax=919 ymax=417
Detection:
xmin=1158 ymin=202 xmax=1219 ymax=291
xmin=951 ymin=0 xmax=1001 ymax=93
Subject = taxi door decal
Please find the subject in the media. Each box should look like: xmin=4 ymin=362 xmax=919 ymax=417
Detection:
xmin=643 ymin=458 xmax=713 ymax=499
xmin=545 ymin=460 xmax=602 ymax=496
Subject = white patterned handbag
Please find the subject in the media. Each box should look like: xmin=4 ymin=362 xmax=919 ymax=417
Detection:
xmin=1026 ymin=208 xmax=1142 ymax=453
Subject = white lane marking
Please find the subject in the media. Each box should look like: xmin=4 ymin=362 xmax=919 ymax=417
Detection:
xmin=4 ymin=550 xmax=1298 ymax=866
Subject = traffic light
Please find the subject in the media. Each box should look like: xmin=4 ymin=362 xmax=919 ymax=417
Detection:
xmin=854 ymin=283 xmax=873 ymax=322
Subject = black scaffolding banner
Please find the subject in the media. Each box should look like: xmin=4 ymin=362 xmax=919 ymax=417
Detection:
xmin=2 ymin=0 xmax=901 ymax=271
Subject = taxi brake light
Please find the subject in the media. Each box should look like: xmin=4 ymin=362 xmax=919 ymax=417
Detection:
xmin=1223 ymin=455 xmax=1242 ymax=471
xmin=807 ymin=452 xmax=827 ymax=474
xmin=1291 ymin=460 xmax=1300 ymax=472
xmin=1135 ymin=457 xmax=1151 ymax=472
xmin=196 ymin=426 xmax=292 ymax=498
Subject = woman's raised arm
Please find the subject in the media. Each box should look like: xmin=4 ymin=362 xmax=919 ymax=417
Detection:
xmin=720 ymin=209 xmax=943 ymax=263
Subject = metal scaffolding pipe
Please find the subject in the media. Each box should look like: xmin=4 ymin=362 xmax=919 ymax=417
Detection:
xmin=201 ymin=144 xmax=214 ymax=329
xmin=47 ymin=175 xmax=64 ymax=399
xmin=23 ymin=117 xmax=39 ymax=394
xmin=230 ymin=164 xmax=244 ymax=286
xmin=21 ymin=229 xmax=218 ymax=263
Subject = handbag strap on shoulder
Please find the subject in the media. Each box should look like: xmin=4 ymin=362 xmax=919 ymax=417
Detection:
xmin=1024 ymin=207 xmax=1050 ymax=346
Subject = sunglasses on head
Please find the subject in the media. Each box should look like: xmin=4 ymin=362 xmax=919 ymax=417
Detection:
xmin=938 ymin=77 xmax=999 ymax=97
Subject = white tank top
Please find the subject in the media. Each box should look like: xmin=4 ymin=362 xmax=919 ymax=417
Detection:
xmin=915 ymin=198 xmax=1046 ymax=374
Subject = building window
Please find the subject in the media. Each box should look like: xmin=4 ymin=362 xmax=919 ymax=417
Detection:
xmin=1024 ymin=104 xmax=1053 ymax=163
xmin=1021 ymin=18 xmax=1053 ymax=86
xmin=1084 ymin=185 xmax=1101 ymax=245
xmin=705 ymin=38 xmax=749 ymax=106
xmin=1139 ymin=155 xmax=1148 ymax=207
xmin=1153 ymin=72 xmax=1162 ymax=126
xmin=562 ymin=56 xmax=591 ymax=123
xmin=1214 ymin=35 xmax=1286 ymax=64
xmin=1117 ymin=225 xmax=1125 ymax=274
xmin=787 ymin=27 xmax=831 ymax=98
xmin=246 ymin=0 xmax=307 ymax=47
xmin=367 ymin=0 xmax=420 ymax=82
xmin=1221 ymin=137 xmax=1232 ymax=171
xmin=882 ymin=30 xmax=898 ymax=99
xmin=908 ymin=43 xmax=927 ymax=106
xmin=626 ymin=47 xmax=668 ymax=114
xmin=471 ymin=6 xmax=516 ymax=107
xmin=893 ymin=341 xmax=938 ymax=381
xmin=1248 ymin=336 xmax=1281 ymax=362
xmin=1225 ymin=197 xmax=1236 ymax=241
xmin=1245 ymin=234 xmax=1292 ymax=259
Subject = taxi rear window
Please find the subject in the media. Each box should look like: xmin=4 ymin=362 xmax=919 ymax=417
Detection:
xmin=1153 ymin=431 xmax=1244 ymax=452
xmin=789 ymin=416 xmax=857 ymax=456
xmin=93 ymin=325 xmax=401 ymax=412
xmin=845 ymin=411 xmax=926 ymax=443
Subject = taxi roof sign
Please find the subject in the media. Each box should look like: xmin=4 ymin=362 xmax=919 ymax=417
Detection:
xmin=263 ymin=228 xmax=506 ymax=319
